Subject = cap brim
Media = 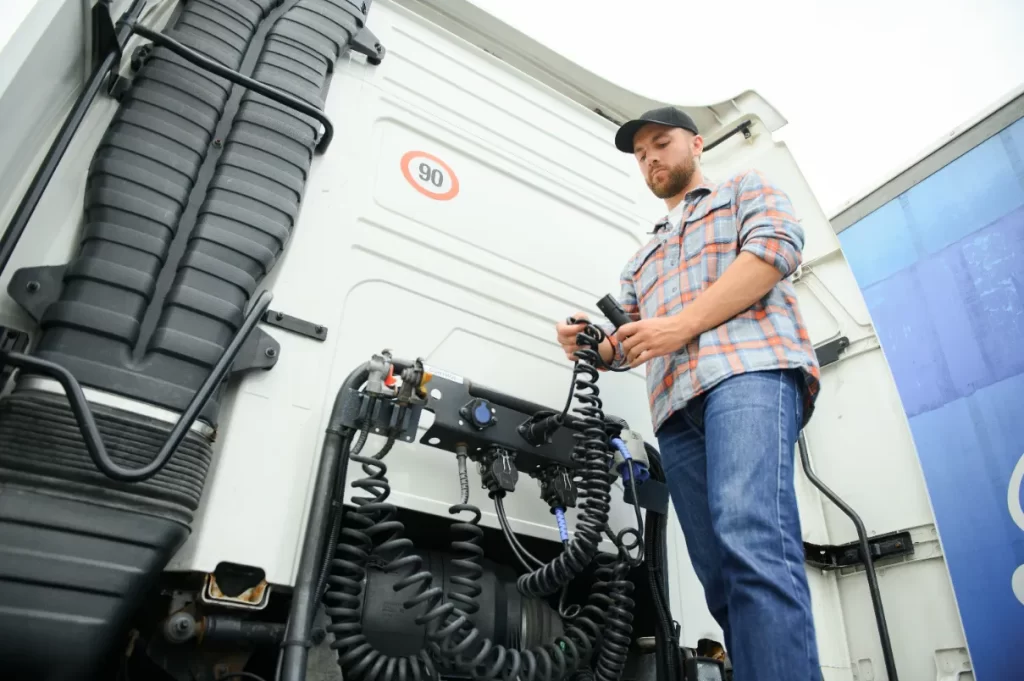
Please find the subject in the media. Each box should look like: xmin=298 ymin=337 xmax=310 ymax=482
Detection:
xmin=614 ymin=118 xmax=656 ymax=153
xmin=610 ymin=118 xmax=667 ymax=153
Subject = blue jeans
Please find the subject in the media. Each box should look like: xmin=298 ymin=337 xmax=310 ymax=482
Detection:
xmin=656 ymin=369 xmax=820 ymax=681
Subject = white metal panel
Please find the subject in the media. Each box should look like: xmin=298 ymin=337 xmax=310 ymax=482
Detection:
xmin=171 ymin=0 xmax=666 ymax=583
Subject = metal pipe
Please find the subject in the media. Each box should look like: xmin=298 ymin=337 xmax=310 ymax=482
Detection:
xmin=0 ymin=0 xmax=146 ymax=277
xmin=0 ymin=290 xmax=273 ymax=482
xmin=797 ymin=432 xmax=899 ymax=681
xmin=128 ymin=23 xmax=334 ymax=153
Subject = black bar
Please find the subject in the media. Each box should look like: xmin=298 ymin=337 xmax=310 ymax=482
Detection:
xmin=0 ymin=291 xmax=273 ymax=483
xmin=805 ymin=530 xmax=914 ymax=570
xmin=469 ymin=380 xmax=628 ymax=432
xmin=797 ymin=432 xmax=899 ymax=681
xmin=703 ymin=119 xmax=752 ymax=153
xmin=129 ymin=24 xmax=334 ymax=154
xmin=262 ymin=309 xmax=328 ymax=341
xmin=0 ymin=0 xmax=146 ymax=278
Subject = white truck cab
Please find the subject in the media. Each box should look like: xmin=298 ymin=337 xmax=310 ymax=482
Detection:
xmin=0 ymin=1 xmax=988 ymax=680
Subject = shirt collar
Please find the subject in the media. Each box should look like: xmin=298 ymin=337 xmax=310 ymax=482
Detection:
xmin=650 ymin=181 xmax=717 ymax=234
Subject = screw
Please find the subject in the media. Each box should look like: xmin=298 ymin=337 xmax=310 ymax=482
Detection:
xmin=314 ymin=325 xmax=324 ymax=334
xmin=275 ymin=311 xmax=284 ymax=320
xmin=25 ymin=281 xmax=40 ymax=293
xmin=265 ymin=347 xmax=277 ymax=358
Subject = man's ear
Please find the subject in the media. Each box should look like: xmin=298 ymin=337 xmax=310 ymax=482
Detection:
xmin=692 ymin=134 xmax=705 ymax=157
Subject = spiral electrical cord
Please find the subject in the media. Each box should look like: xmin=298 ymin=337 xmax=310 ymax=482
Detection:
xmin=324 ymin=429 xmax=442 ymax=681
xmin=590 ymin=554 xmax=635 ymax=681
xmin=323 ymin=335 xmax=637 ymax=681
xmin=517 ymin=324 xmax=617 ymax=598
xmin=324 ymin=432 xmax=606 ymax=681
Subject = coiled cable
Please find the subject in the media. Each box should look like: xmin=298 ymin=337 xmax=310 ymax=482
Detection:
xmin=517 ymin=323 xmax=617 ymax=598
xmin=323 ymin=344 xmax=638 ymax=681
xmin=441 ymin=495 xmax=602 ymax=680
xmin=590 ymin=554 xmax=635 ymax=681
xmin=324 ymin=423 xmax=442 ymax=681
xmin=325 ymin=432 xmax=604 ymax=681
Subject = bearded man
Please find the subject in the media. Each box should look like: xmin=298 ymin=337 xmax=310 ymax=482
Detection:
xmin=555 ymin=107 xmax=823 ymax=681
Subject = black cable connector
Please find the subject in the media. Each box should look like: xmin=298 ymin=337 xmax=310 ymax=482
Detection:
xmin=480 ymin=449 xmax=518 ymax=498
xmin=539 ymin=467 xmax=577 ymax=510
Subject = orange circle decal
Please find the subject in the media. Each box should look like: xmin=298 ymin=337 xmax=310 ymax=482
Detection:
xmin=401 ymin=151 xmax=460 ymax=201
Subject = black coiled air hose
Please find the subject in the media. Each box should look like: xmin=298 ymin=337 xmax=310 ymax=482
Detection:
xmin=590 ymin=554 xmax=635 ymax=681
xmin=324 ymin=435 xmax=604 ymax=681
xmin=323 ymin=336 xmax=635 ymax=681
xmin=439 ymin=501 xmax=601 ymax=681
xmin=517 ymin=325 xmax=617 ymax=598
xmin=324 ymin=431 xmax=444 ymax=681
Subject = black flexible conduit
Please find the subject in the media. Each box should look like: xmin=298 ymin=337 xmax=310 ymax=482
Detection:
xmin=0 ymin=0 xmax=146 ymax=277
xmin=797 ymin=432 xmax=899 ymax=681
xmin=279 ymin=361 xmax=373 ymax=681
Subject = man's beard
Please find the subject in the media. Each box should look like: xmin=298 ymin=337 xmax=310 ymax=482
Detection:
xmin=647 ymin=156 xmax=695 ymax=199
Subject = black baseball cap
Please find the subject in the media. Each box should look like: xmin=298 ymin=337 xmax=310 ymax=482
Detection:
xmin=614 ymin=106 xmax=699 ymax=153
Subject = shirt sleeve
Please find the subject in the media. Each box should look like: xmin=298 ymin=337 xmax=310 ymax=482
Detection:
xmin=735 ymin=170 xmax=805 ymax=278
xmin=596 ymin=265 xmax=641 ymax=369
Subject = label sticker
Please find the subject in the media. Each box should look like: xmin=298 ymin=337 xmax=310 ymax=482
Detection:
xmin=401 ymin=151 xmax=460 ymax=201
xmin=423 ymin=363 xmax=464 ymax=384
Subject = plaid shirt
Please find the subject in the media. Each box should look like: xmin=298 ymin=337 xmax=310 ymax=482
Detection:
xmin=603 ymin=169 xmax=820 ymax=434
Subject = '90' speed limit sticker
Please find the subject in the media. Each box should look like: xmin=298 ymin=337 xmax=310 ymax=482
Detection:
xmin=401 ymin=151 xmax=460 ymax=201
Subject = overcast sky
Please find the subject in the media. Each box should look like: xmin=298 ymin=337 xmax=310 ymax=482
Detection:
xmin=469 ymin=0 xmax=1024 ymax=216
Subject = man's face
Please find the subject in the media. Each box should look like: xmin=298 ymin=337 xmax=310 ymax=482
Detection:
xmin=632 ymin=124 xmax=702 ymax=199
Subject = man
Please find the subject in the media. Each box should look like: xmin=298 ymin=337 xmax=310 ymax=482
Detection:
xmin=555 ymin=107 xmax=823 ymax=680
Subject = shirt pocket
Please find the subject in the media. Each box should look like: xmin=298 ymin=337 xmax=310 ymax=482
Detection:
xmin=682 ymin=188 xmax=737 ymax=261
xmin=628 ymin=239 xmax=662 ymax=301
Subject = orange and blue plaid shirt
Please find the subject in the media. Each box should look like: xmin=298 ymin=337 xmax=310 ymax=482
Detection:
xmin=603 ymin=169 xmax=821 ymax=434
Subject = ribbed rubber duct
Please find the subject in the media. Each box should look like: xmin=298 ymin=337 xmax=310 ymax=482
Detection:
xmin=0 ymin=2 xmax=366 ymax=679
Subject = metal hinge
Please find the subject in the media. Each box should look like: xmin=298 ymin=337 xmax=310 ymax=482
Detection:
xmin=804 ymin=530 xmax=914 ymax=570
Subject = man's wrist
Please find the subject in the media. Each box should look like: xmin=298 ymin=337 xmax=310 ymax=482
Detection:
xmin=671 ymin=310 xmax=701 ymax=342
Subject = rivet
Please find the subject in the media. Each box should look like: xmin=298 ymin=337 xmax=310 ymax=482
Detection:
xmin=265 ymin=347 xmax=277 ymax=358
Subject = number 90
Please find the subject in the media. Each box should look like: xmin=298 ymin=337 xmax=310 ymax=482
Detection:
xmin=418 ymin=162 xmax=445 ymax=188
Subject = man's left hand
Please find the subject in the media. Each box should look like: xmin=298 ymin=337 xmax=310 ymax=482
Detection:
xmin=617 ymin=315 xmax=695 ymax=368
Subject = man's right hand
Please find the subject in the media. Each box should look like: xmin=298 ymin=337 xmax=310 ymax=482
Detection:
xmin=555 ymin=313 xmax=590 ymax=362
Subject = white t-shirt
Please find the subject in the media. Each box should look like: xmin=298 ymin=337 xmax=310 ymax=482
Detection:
xmin=666 ymin=202 xmax=686 ymax=231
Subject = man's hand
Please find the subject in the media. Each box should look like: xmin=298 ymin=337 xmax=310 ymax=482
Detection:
xmin=555 ymin=313 xmax=590 ymax=361
xmin=617 ymin=315 xmax=695 ymax=368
